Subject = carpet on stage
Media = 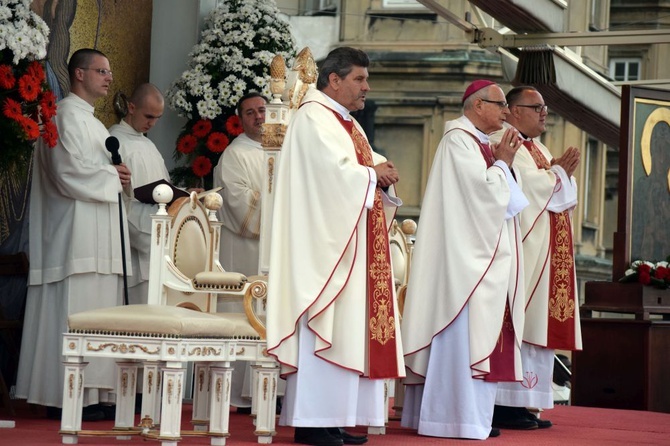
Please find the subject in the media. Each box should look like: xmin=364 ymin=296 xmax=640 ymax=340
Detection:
xmin=2 ymin=402 xmax=670 ymax=445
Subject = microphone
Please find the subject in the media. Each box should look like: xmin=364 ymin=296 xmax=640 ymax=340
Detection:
xmin=106 ymin=136 xmax=122 ymax=165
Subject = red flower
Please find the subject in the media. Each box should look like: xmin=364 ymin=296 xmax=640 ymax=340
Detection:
xmin=192 ymin=155 xmax=212 ymax=177
xmin=638 ymin=264 xmax=652 ymax=274
xmin=226 ymin=115 xmax=244 ymax=136
xmin=42 ymin=119 xmax=58 ymax=147
xmin=19 ymin=116 xmax=40 ymax=140
xmin=638 ymin=270 xmax=652 ymax=285
xmin=656 ymin=266 xmax=669 ymax=281
xmin=191 ymin=119 xmax=212 ymax=138
xmin=18 ymin=74 xmax=40 ymax=101
xmin=3 ymin=97 xmax=23 ymax=120
xmin=27 ymin=61 xmax=46 ymax=83
xmin=206 ymin=132 xmax=229 ymax=153
xmin=177 ymin=134 xmax=198 ymax=154
xmin=40 ymin=90 xmax=57 ymax=120
xmin=0 ymin=64 xmax=15 ymax=89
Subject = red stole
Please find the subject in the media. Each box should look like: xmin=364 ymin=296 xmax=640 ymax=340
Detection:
xmin=523 ymin=140 xmax=577 ymax=350
xmin=454 ymin=129 xmax=517 ymax=381
xmin=329 ymin=110 xmax=400 ymax=379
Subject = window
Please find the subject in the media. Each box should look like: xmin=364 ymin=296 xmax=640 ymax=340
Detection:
xmin=583 ymin=137 xmax=601 ymax=224
xmin=382 ymin=0 xmax=426 ymax=9
xmin=609 ymin=58 xmax=641 ymax=82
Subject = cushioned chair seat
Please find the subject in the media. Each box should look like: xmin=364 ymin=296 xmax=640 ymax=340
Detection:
xmin=68 ymin=304 xmax=260 ymax=338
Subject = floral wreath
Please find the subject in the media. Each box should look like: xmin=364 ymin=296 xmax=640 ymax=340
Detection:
xmin=619 ymin=258 xmax=670 ymax=289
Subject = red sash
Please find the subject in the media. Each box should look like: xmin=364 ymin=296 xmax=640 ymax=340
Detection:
xmin=523 ymin=140 xmax=577 ymax=350
xmin=329 ymin=110 xmax=399 ymax=379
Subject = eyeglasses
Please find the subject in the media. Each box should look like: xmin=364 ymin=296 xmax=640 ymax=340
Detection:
xmin=515 ymin=104 xmax=548 ymax=113
xmin=79 ymin=67 xmax=113 ymax=77
xmin=480 ymin=99 xmax=509 ymax=109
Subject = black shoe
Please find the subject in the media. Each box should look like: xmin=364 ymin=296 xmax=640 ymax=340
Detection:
xmin=522 ymin=409 xmax=552 ymax=429
xmin=295 ymin=427 xmax=344 ymax=446
xmin=82 ymin=404 xmax=105 ymax=422
xmin=327 ymin=427 xmax=368 ymax=445
xmin=236 ymin=406 xmax=252 ymax=414
xmin=489 ymin=427 xmax=501 ymax=438
xmin=101 ymin=404 xmax=116 ymax=420
xmin=492 ymin=405 xmax=538 ymax=430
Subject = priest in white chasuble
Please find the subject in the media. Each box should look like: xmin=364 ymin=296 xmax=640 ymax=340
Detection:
xmin=401 ymin=80 xmax=528 ymax=440
xmin=266 ymin=47 xmax=404 ymax=446
xmin=109 ymin=83 xmax=170 ymax=305
xmin=490 ymin=86 xmax=582 ymax=430
xmin=17 ymin=49 xmax=131 ymax=420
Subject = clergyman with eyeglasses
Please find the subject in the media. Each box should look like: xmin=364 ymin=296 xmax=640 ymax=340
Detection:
xmin=401 ymin=80 xmax=529 ymax=439
xmin=489 ymin=85 xmax=582 ymax=431
xmin=16 ymin=48 xmax=131 ymax=422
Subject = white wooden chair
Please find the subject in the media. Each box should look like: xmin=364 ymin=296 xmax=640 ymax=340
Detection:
xmin=60 ymin=189 xmax=278 ymax=446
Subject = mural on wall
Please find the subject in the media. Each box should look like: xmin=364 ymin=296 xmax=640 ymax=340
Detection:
xmin=32 ymin=0 xmax=153 ymax=127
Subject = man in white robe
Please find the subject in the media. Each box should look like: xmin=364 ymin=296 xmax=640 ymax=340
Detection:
xmin=109 ymin=83 xmax=170 ymax=305
xmin=212 ymin=91 xmax=268 ymax=411
xmin=400 ymin=80 xmax=529 ymax=440
xmin=266 ymin=47 xmax=405 ymax=446
xmin=490 ymin=86 xmax=582 ymax=429
xmin=16 ymin=49 xmax=131 ymax=420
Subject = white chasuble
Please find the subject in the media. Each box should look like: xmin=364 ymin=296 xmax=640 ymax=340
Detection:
xmin=266 ymin=88 xmax=404 ymax=379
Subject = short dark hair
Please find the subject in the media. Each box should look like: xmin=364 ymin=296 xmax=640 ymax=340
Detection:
xmin=316 ymin=47 xmax=369 ymax=91
xmin=236 ymin=91 xmax=268 ymax=116
xmin=506 ymin=85 xmax=538 ymax=107
xmin=68 ymin=48 xmax=108 ymax=81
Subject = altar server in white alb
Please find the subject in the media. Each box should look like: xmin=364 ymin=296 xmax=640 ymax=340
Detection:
xmin=212 ymin=91 xmax=268 ymax=412
xmin=401 ymin=80 xmax=529 ymax=440
xmin=267 ymin=47 xmax=404 ymax=446
xmin=213 ymin=91 xmax=268 ymax=276
xmin=490 ymin=85 xmax=582 ymax=430
xmin=109 ymin=83 xmax=170 ymax=305
xmin=17 ymin=48 xmax=131 ymax=419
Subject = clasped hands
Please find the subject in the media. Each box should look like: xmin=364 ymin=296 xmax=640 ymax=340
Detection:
xmin=551 ymin=146 xmax=580 ymax=177
xmin=491 ymin=127 xmax=523 ymax=167
xmin=373 ymin=161 xmax=399 ymax=188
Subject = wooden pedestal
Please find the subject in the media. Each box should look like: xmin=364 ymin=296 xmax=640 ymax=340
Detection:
xmin=572 ymin=281 xmax=670 ymax=413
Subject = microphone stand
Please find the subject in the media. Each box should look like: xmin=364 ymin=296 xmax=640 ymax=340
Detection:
xmin=106 ymin=136 xmax=129 ymax=306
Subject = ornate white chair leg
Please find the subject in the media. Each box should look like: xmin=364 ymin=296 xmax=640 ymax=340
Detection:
xmin=158 ymin=363 xmax=185 ymax=446
xmin=367 ymin=380 xmax=387 ymax=435
xmin=114 ymin=361 xmax=138 ymax=436
xmin=253 ymin=363 xmax=278 ymax=444
xmin=208 ymin=362 xmax=233 ymax=446
xmin=60 ymin=357 xmax=86 ymax=444
xmin=141 ymin=361 xmax=162 ymax=425
xmin=192 ymin=363 xmax=211 ymax=431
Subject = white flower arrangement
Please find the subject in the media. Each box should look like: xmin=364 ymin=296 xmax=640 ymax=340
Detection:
xmin=0 ymin=0 xmax=49 ymax=65
xmin=620 ymin=258 xmax=670 ymax=289
xmin=165 ymin=0 xmax=296 ymax=188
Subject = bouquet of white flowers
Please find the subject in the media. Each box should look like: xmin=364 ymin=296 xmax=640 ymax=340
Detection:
xmin=166 ymin=0 xmax=296 ymax=188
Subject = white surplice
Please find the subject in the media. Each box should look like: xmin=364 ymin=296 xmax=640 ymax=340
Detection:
xmin=267 ymin=88 xmax=404 ymax=427
xmin=400 ymin=116 xmax=527 ymax=439
xmin=17 ymin=93 xmax=130 ymax=408
xmin=490 ymin=126 xmax=581 ymax=409
xmin=212 ymin=132 xmax=264 ymax=276
xmin=109 ymin=120 xmax=170 ymax=304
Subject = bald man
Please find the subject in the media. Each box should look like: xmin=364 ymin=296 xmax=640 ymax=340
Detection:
xmin=109 ymin=83 xmax=170 ymax=305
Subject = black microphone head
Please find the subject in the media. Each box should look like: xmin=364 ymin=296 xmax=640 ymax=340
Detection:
xmin=105 ymin=136 xmax=122 ymax=164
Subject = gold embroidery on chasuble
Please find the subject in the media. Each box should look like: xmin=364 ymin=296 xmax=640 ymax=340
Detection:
xmin=349 ymin=126 xmax=396 ymax=347
xmin=549 ymin=212 xmax=576 ymax=322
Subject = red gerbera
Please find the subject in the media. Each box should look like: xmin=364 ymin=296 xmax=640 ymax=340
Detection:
xmin=18 ymin=74 xmax=40 ymax=101
xmin=192 ymin=155 xmax=213 ymax=177
xmin=191 ymin=119 xmax=212 ymax=138
xmin=0 ymin=64 xmax=15 ymax=90
xmin=3 ymin=97 xmax=23 ymax=120
xmin=206 ymin=132 xmax=229 ymax=153
xmin=177 ymin=134 xmax=198 ymax=154
xmin=42 ymin=119 xmax=58 ymax=148
xmin=225 ymin=115 xmax=244 ymax=136
xmin=19 ymin=116 xmax=40 ymax=140
xmin=40 ymin=90 xmax=57 ymax=120
xmin=27 ymin=61 xmax=46 ymax=83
